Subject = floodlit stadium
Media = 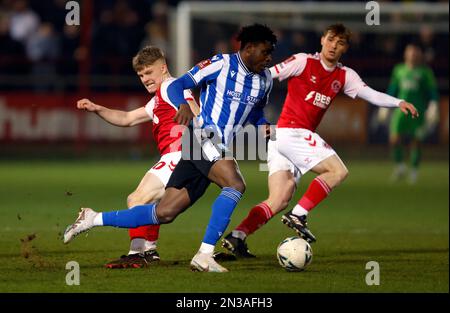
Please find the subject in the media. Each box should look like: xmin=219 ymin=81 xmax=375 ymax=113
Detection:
xmin=0 ymin=0 xmax=448 ymax=299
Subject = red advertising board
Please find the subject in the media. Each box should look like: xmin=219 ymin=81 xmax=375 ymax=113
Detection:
xmin=0 ymin=93 xmax=153 ymax=143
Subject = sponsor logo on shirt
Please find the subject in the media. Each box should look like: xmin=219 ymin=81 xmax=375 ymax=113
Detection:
xmin=227 ymin=90 xmax=242 ymax=100
xmin=305 ymin=91 xmax=331 ymax=109
xmin=197 ymin=59 xmax=212 ymax=69
xmin=226 ymin=90 xmax=259 ymax=104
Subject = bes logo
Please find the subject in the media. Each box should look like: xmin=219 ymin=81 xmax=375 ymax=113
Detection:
xmin=305 ymin=91 xmax=331 ymax=109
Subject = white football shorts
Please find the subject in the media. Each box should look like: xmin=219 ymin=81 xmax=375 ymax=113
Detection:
xmin=267 ymin=139 xmax=302 ymax=185
xmin=148 ymin=151 xmax=182 ymax=186
xmin=273 ymin=127 xmax=337 ymax=176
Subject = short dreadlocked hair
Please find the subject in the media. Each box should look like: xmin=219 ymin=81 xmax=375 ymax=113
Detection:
xmin=236 ymin=23 xmax=277 ymax=50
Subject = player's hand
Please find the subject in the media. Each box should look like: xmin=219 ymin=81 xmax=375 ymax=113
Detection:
xmin=263 ymin=123 xmax=272 ymax=138
xmin=77 ymin=98 xmax=99 ymax=112
xmin=174 ymin=103 xmax=194 ymax=126
xmin=399 ymin=101 xmax=419 ymax=118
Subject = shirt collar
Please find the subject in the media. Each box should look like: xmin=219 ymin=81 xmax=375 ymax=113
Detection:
xmin=317 ymin=52 xmax=337 ymax=72
xmin=236 ymin=52 xmax=252 ymax=75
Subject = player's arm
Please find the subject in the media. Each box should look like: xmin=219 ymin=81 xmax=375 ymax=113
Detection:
xmin=76 ymin=98 xmax=151 ymax=127
xmin=160 ymin=79 xmax=200 ymax=123
xmin=377 ymin=66 xmax=400 ymax=124
xmin=357 ymin=86 xmax=418 ymax=118
xmin=163 ymin=75 xmax=196 ymax=126
xmin=167 ymin=55 xmax=224 ymax=125
xmin=343 ymin=68 xmax=419 ymax=118
xmin=269 ymin=53 xmax=307 ymax=82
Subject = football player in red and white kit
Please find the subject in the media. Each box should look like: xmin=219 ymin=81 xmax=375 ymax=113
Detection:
xmin=76 ymin=46 xmax=199 ymax=267
xmin=222 ymin=24 xmax=418 ymax=257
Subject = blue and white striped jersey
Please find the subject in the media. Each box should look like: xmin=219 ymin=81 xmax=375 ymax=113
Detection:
xmin=167 ymin=52 xmax=273 ymax=146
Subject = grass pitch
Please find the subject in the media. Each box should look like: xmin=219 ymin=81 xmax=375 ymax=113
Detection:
xmin=0 ymin=159 xmax=448 ymax=293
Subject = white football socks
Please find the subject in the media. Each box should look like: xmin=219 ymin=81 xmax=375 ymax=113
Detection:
xmin=199 ymin=243 xmax=214 ymax=255
xmin=144 ymin=240 xmax=157 ymax=251
xmin=93 ymin=213 xmax=103 ymax=226
xmin=292 ymin=204 xmax=309 ymax=217
xmin=129 ymin=238 xmax=146 ymax=255
xmin=232 ymin=230 xmax=247 ymax=240
xmin=128 ymin=238 xmax=158 ymax=255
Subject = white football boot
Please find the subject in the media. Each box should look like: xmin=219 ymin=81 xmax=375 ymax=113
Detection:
xmin=190 ymin=251 xmax=229 ymax=273
xmin=63 ymin=208 xmax=98 ymax=244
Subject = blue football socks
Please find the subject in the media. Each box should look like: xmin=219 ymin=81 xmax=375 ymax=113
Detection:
xmin=102 ymin=203 xmax=159 ymax=228
xmin=202 ymin=187 xmax=242 ymax=245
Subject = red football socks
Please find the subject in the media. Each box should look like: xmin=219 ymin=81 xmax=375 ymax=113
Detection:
xmin=129 ymin=225 xmax=160 ymax=242
xmin=235 ymin=202 xmax=274 ymax=235
xmin=298 ymin=177 xmax=331 ymax=211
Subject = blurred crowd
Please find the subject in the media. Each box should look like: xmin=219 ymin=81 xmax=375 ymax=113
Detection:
xmin=0 ymin=0 xmax=448 ymax=92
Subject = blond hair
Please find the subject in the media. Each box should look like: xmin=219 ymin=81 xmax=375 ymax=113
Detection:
xmin=132 ymin=46 xmax=166 ymax=72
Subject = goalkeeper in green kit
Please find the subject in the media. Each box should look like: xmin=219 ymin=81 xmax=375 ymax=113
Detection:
xmin=378 ymin=43 xmax=439 ymax=184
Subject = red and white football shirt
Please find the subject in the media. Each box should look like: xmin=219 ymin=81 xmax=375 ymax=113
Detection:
xmin=144 ymin=77 xmax=194 ymax=155
xmin=270 ymin=53 xmax=366 ymax=131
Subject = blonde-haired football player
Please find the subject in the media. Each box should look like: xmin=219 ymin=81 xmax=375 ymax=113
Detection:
xmin=76 ymin=46 xmax=199 ymax=268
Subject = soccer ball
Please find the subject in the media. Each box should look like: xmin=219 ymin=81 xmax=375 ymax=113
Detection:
xmin=277 ymin=237 xmax=313 ymax=271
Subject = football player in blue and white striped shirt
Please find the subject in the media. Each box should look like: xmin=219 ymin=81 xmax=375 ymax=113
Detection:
xmin=63 ymin=24 xmax=277 ymax=272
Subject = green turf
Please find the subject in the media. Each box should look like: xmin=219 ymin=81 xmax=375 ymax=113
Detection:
xmin=0 ymin=159 xmax=448 ymax=292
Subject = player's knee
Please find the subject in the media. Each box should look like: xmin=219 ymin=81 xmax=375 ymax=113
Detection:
xmin=156 ymin=209 xmax=176 ymax=224
xmin=228 ymin=179 xmax=246 ymax=194
xmin=127 ymin=193 xmax=139 ymax=208
xmin=336 ymin=168 xmax=349 ymax=183
xmin=127 ymin=189 xmax=163 ymax=208
xmin=127 ymin=193 xmax=148 ymax=208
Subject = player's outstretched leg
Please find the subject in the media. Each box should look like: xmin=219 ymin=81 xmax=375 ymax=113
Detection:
xmin=63 ymin=203 xmax=160 ymax=244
